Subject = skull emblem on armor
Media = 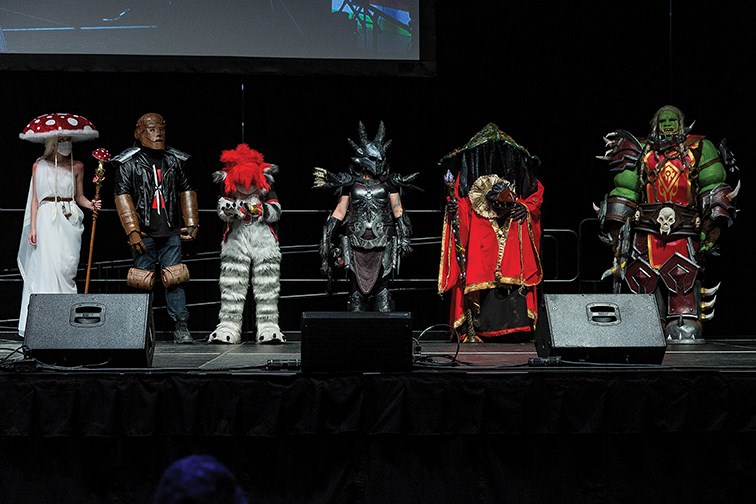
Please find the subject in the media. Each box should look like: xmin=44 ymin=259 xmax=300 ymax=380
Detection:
xmin=657 ymin=207 xmax=676 ymax=235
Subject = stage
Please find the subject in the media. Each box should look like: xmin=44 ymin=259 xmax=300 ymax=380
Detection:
xmin=2 ymin=336 xmax=756 ymax=504
xmin=4 ymin=336 xmax=756 ymax=370
xmin=7 ymin=333 xmax=756 ymax=370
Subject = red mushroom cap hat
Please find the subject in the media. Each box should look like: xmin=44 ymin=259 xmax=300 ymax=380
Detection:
xmin=19 ymin=113 xmax=99 ymax=143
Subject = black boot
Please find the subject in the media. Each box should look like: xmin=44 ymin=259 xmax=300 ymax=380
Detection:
xmin=349 ymin=291 xmax=367 ymax=312
xmin=173 ymin=313 xmax=193 ymax=344
xmin=371 ymin=288 xmax=393 ymax=312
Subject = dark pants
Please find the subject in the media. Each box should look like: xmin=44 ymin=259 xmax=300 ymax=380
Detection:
xmin=134 ymin=234 xmax=188 ymax=322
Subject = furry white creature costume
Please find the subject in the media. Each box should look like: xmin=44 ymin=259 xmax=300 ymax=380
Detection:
xmin=208 ymin=144 xmax=284 ymax=344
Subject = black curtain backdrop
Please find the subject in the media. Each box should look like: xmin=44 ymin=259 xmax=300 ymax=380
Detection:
xmin=2 ymin=371 xmax=756 ymax=503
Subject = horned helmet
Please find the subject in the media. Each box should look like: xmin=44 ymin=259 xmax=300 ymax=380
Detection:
xmin=348 ymin=121 xmax=392 ymax=177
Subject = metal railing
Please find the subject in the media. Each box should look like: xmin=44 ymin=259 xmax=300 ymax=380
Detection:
xmin=0 ymin=208 xmax=586 ymax=331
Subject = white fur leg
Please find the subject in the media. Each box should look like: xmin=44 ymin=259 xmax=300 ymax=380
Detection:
xmin=216 ymin=223 xmax=282 ymax=345
xmin=208 ymin=321 xmax=242 ymax=344
xmin=251 ymin=248 xmax=282 ymax=344
xmin=216 ymin=238 xmax=251 ymax=339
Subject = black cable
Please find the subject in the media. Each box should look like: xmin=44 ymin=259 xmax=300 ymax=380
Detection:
xmin=412 ymin=323 xmax=463 ymax=366
xmin=0 ymin=344 xmax=27 ymax=363
xmin=0 ymin=345 xmax=40 ymax=372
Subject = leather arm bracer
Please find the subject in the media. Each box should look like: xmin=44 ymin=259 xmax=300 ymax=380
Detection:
xmin=115 ymin=193 xmax=146 ymax=253
xmin=180 ymin=190 xmax=199 ymax=240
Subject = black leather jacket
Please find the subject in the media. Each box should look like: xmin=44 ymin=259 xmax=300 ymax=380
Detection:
xmin=113 ymin=146 xmax=194 ymax=229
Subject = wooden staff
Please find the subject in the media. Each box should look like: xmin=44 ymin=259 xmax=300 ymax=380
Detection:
xmin=84 ymin=148 xmax=111 ymax=294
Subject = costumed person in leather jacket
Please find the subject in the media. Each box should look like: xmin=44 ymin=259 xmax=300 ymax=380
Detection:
xmin=112 ymin=113 xmax=199 ymax=344
xmin=314 ymin=121 xmax=418 ymax=312
xmin=596 ymin=105 xmax=739 ymax=343
xmin=207 ymin=144 xmax=284 ymax=345
xmin=438 ymin=123 xmax=544 ymax=343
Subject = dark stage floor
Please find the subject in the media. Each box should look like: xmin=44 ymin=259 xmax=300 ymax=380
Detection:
xmin=159 ymin=337 xmax=756 ymax=370
xmin=3 ymin=336 xmax=756 ymax=372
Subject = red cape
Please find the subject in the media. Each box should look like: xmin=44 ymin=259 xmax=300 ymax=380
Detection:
xmin=439 ymin=178 xmax=544 ymax=334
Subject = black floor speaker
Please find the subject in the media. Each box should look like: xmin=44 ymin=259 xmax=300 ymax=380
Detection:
xmin=535 ymin=293 xmax=666 ymax=364
xmin=24 ymin=293 xmax=155 ymax=367
xmin=301 ymin=311 xmax=413 ymax=373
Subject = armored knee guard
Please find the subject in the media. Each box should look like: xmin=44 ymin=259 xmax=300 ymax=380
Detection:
xmin=161 ymin=263 xmax=190 ymax=288
xmin=127 ymin=267 xmax=155 ymax=290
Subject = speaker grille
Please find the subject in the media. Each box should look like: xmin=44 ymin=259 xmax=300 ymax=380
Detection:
xmin=535 ymin=294 xmax=666 ymax=364
xmin=25 ymin=293 xmax=155 ymax=367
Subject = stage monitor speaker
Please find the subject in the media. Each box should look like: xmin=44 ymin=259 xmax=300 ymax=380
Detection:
xmin=535 ymin=293 xmax=666 ymax=364
xmin=24 ymin=293 xmax=155 ymax=367
xmin=301 ymin=311 xmax=413 ymax=373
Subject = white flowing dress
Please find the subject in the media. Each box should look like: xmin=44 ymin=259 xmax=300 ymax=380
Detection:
xmin=17 ymin=158 xmax=84 ymax=336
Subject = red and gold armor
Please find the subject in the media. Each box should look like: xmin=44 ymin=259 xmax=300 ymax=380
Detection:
xmin=598 ymin=106 xmax=739 ymax=343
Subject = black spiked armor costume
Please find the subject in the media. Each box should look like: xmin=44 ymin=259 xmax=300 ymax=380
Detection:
xmin=315 ymin=121 xmax=418 ymax=312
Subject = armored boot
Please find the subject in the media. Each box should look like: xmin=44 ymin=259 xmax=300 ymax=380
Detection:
xmin=173 ymin=313 xmax=193 ymax=344
xmin=349 ymin=290 xmax=368 ymax=312
xmin=371 ymin=288 xmax=393 ymax=312
xmin=656 ymin=256 xmax=705 ymax=345
xmin=665 ymin=316 xmax=703 ymax=344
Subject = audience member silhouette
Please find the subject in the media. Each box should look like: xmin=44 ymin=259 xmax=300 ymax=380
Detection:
xmin=152 ymin=454 xmax=248 ymax=504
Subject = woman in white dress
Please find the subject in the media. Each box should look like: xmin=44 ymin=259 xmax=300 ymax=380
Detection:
xmin=17 ymin=135 xmax=101 ymax=336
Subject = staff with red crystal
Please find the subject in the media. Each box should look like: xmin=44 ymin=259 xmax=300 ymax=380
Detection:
xmin=84 ymin=148 xmax=111 ymax=294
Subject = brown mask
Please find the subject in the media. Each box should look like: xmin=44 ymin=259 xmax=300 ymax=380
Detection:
xmin=134 ymin=113 xmax=166 ymax=150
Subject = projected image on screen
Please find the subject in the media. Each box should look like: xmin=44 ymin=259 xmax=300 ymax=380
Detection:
xmin=0 ymin=0 xmax=419 ymax=60
xmin=331 ymin=1 xmax=416 ymax=58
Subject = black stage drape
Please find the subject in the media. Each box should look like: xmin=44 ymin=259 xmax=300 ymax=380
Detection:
xmin=3 ymin=372 xmax=756 ymax=436
xmin=2 ymin=371 xmax=756 ymax=503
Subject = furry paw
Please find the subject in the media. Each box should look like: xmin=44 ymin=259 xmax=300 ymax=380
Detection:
xmin=207 ymin=323 xmax=242 ymax=344
xmin=257 ymin=329 xmax=286 ymax=345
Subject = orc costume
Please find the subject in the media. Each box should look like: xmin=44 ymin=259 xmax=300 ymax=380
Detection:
xmin=207 ymin=144 xmax=284 ymax=345
xmin=315 ymin=121 xmax=417 ymax=312
xmin=438 ymin=123 xmax=543 ymax=342
xmin=597 ymin=105 xmax=739 ymax=343
xmin=112 ymin=113 xmax=199 ymax=344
